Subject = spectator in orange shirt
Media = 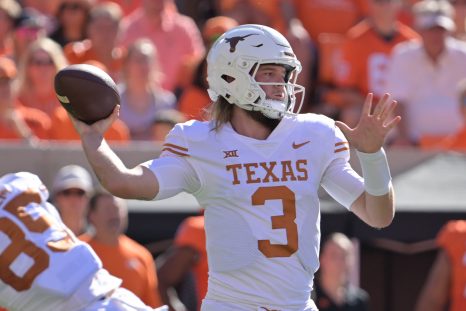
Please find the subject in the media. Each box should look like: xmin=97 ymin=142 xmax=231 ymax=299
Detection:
xmin=64 ymin=2 xmax=125 ymax=82
xmin=16 ymin=37 xmax=67 ymax=115
xmin=218 ymin=0 xmax=291 ymax=34
xmin=293 ymin=0 xmax=368 ymax=43
xmin=80 ymin=192 xmax=163 ymax=308
xmin=177 ymin=16 xmax=238 ymax=121
xmin=0 ymin=0 xmax=21 ymax=58
xmin=118 ymin=38 xmax=176 ymax=140
xmin=177 ymin=57 xmax=209 ymax=121
xmin=0 ymin=56 xmax=50 ymax=143
xmin=120 ymin=0 xmax=205 ymax=91
xmin=158 ymin=215 xmax=207 ymax=311
xmin=415 ymin=220 xmax=466 ymax=311
xmin=333 ymin=0 xmax=419 ymax=127
xmin=48 ymin=103 xmax=130 ymax=142
xmin=49 ymin=0 xmax=92 ymax=47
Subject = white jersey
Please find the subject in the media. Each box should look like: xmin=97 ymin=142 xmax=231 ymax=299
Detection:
xmin=0 ymin=172 xmax=121 ymax=311
xmin=144 ymin=113 xmax=364 ymax=310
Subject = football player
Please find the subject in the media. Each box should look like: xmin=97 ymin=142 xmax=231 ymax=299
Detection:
xmin=70 ymin=24 xmax=400 ymax=310
xmin=0 ymin=171 xmax=167 ymax=311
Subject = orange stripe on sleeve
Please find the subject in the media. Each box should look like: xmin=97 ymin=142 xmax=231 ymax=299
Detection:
xmin=335 ymin=141 xmax=349 ymax=152
xmin=335 ymin=147 xmax=349 ymax=153
xmin=163 ymin=143 xmax=188 ymax=152
xmin=335 ymin=141 xmax=349 ymax=147
xmin=162 ymin=148 xmax=189 ymax=157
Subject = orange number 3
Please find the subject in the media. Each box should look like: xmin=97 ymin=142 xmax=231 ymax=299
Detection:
xmin=0 ymin=190 xmax=74 ymax=291
xmin=252 ymin=186 xmax=298 ymax=258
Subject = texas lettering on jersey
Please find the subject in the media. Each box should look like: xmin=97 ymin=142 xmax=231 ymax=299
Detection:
xmin=226 ymin=159 xmax=308 ymax=185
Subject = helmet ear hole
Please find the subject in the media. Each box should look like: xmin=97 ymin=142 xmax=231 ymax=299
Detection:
xmin=249 ymin=63 xmax=258 ymax=76
xmin=221 ymin=74 xmax=235 ymax=83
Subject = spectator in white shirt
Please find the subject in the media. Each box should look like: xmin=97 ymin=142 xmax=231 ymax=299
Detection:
xmin=386 ymin=0 xmax=466 ymax=146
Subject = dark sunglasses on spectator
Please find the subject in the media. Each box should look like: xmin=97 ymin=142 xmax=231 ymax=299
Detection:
xmin=29 ymin=58 xmax=54 ymax=66
xmin=59 ymin=189 xmax=86 ymax=197
xmin=61 ymin=2 xmax=85 ymax=11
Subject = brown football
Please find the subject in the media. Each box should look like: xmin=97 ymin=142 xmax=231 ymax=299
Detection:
xmin=54 ymin=64 xmax=119 ymax=124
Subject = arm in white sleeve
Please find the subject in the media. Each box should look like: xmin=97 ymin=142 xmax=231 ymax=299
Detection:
xmin=141 ymin=156 xmax=200 ymax=200
xmin=321 ymin=157 xmax=365 ymax=210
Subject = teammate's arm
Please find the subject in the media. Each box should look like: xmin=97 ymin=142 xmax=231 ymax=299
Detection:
xmin=413 ymin=249 xmax=451 ymax=311
xmin=158 ymin=246 xmax=198 ymax=311
xmin=70 ymin=106 xmax=159 ymax=200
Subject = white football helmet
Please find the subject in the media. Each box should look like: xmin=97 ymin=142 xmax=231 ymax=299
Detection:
xmin=206 ymin=24 xmax=305 ymax=119
xmin=0 ymin=172 xmax=49 ymax=203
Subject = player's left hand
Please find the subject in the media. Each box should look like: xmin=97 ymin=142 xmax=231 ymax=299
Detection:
xmin=335 ymin=93 xmax=401 ymax=153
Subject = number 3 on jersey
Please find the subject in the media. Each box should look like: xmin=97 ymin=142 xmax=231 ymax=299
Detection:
xmin=0 ymin=190 xmax=75 ymax=291
xmin=252 ymin=186 xmax=298 ymax=258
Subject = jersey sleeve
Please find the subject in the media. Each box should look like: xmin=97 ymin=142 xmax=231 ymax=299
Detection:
xmin=141 ymin=124 xmax=201 ymax=200
xmin=321 ymin=125 xmax=364 ymax=209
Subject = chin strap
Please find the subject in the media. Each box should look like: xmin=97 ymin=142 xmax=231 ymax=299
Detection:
xmin=259 ymin=99 xmax=287 ymax=119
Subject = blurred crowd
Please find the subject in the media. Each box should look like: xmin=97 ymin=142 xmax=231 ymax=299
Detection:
xmin=0 ymin=0 xmax=465 ymax=150
xmin=1 ymin=1 xmax=466 ymax=309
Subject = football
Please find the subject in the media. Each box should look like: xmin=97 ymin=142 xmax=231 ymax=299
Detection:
xmin=54 ymin=64 xmax=119 ymax=124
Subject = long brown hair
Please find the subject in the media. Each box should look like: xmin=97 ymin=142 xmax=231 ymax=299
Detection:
xmin=209 ymin=96 xmax=234 ymax=131
xmin=208 ymin=96 xmax=280 ymax=132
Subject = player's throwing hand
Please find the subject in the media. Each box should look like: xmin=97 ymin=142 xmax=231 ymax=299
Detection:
xmin=335 ymin=93 xmax=401 ymax=153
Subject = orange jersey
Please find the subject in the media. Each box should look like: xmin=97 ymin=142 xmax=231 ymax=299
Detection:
xmin=219 ymin=0 xmax=288 ymax=33
xmin=79 ymin=234 xmax=162 ymax=308
xmin=334 ymin=20 xmax=419 ymax=97
xmin=178 ymin=86 xmax=211 ymax=121
xmin=64 ymin=40 xmax=124 ymax=83
xmin=48 ymin=106 xmax=129 ymax=142
xmin=437 ymin=220 xmax=466 ymax=311
xmin=435 ymin=127 xmax=466 ymax=151
xmin=18 ymin=91 xmax=61 ymax=116
xmin=293 ymin=0 xmax=368 ymax=42
xmin=0 ymin=104 xmax=51 ymax=140
xmin=174 ymin=216 xmax=208 ymax=310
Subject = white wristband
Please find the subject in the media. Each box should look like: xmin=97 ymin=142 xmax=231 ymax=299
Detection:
xmin=356 ymin=148 xmax=392 ymax=196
